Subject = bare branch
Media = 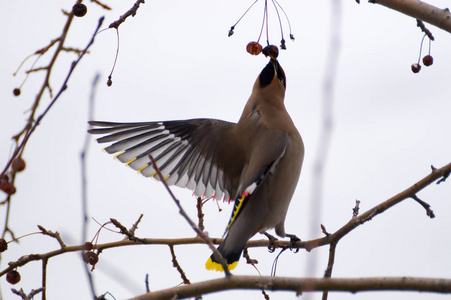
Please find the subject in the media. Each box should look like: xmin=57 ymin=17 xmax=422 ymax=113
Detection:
xmin=302 ymin=162 xmax=451 ymax=252
xmin=371 ymin=0 xmax=451 ymax=34
xmin=131 ymin=276 xmax=451 ymax=299
xmin=12 ymin=288 xmax=45 ymax=300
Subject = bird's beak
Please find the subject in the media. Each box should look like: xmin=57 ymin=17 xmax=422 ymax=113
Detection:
xmin=259 ymin=59 xmax=286 ymax=88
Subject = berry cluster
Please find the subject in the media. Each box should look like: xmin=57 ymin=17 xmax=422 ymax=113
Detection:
xmin=228 ymin=0 xmax=294 ymax=56
xmin=411 ymin=33 xmax=434 ymax=74
xmin=1 ymin=158 xmax=26 ymax=195
xmin=2 ymin=238 xmax=21 ymax=285
xmin=246 ymin=43 xmax=279 ymax=60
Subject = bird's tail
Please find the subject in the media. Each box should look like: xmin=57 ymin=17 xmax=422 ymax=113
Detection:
xmin=205 ymin=241 xmax=243 ymax=271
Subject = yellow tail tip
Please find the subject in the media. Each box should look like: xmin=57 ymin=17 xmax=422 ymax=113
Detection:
xmin=205 ymin=257 xmax=238 ymax=271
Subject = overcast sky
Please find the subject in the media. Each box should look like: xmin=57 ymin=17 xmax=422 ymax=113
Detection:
xmin=1 ymin=1 xmax=451 ymax=299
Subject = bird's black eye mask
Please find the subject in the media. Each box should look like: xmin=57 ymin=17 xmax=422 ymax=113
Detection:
xmin=259 ymin=59 xmax=286 ymax=88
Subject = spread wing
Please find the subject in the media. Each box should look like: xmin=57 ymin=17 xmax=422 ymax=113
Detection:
xmin=88 ymin=119 xmax=243 ymax=201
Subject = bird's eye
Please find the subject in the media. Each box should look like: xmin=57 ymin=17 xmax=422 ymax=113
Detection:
xmin=276 ymin=63 xmax=286 ymax=88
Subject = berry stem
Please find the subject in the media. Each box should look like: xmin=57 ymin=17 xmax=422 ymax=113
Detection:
xmin=273 ymin=0 xmax=294 ymax=38
xmin=231 ymin=0 xmax=259 ymax=29
xmin=417 ymin=34 xmax=426 ymax=64
xmin=265 ymin=0 xmax=270 ymax=46
xmin=272 ymin=0 xmax=284 ymax=41
xmin=257 ymin=1 xmax=267 ymax=43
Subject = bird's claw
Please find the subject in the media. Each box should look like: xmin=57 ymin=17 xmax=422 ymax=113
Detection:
xmin=262 ymin=232 xmax=278 ymax=253
xmin=286 ymin=234 xmax=301 ymax=253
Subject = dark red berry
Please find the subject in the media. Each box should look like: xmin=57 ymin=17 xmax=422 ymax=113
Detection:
xmin=411 ymin=63 xmax=421 ymax=73
xmin=262 ymin=45 xmax=279 ymax=59
xmin=0 ymin=182 xmax=16 ymax=195
xmin=83 ymin=251 xmax=99 ymax=265
xmin=246 ymin=42 xmax=263 ymax=56
xmin=0 ymin=174 xmax=9 ymax=184
xmin=13 ymin=88 xmax=21 ymax=97
xmin=73 ymin=4 xmax=87 ymax=17
xmin=6 ymin=270 xmax=21 ymax=285
xmin=83 ymin=242 xmax=93 ymax=251
xmin=0 ymin=238 xmax=7 ymax=252
xmin=423 ymin=55 xmax=433 ymax=66
xmin=12 ymin=158 xmax=26 ymax=172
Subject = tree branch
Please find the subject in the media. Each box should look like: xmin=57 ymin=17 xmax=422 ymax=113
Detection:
xmin=370 ymin=0 xmax=451 ymax=34
xmin=131 ymin=276 xmax=451 ymax=299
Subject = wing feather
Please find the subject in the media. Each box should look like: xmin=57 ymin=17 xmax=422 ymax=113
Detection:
xmin=88 ymin=119 xmax=241 ymax=199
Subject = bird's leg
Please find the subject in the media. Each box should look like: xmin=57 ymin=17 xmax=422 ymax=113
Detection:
xmin=261 ymin=232 xmax=278 ymax=253
xmin=285 ymin=233 xmax=301 ymax=253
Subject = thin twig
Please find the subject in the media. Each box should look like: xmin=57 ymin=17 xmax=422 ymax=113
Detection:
xmin=305 ymin=0 xmax=342 ymax=285
xmin=80 ymin=72 xmax=101 ymax=298
xmin=169 ymin=245 xmax=191 ymax=285
xmin=91 ymin=0 xmax=112 ymax=10
xmin=411 ymin=194 xmax=435 ymax=218
xmin=145 ymin=274 xmax=150 ymax=293
xmin=352 ymin=200 xmax=361 ymax=218
xmin=37 ymin=225 xmax=66 ymax=249
xmin=42 ymin=258 xmax=48 ymax=300
xmin=110 ymin=218 xmax=145 ymax=243
xmin=130 ymin=214 xmax=144 ymax=235
xmin=109 ymin=0 xmax=145 ymax=29
xmin=416 ymin=19 xmax=435 ymax=40
xmin=12 ymin=288 xmax=45 ymax=300
xmin=321 ymin=242 xmax=337 ymax=300
xmin=196 ymin=197 xmax=205 ymax=232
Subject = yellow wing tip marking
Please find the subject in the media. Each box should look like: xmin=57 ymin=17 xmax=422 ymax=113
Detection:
xmin=137 ymin=164 xmax=149 ymax=173
xmin=125 ymin=157 xmax=137 ymax=166
xmin=113 ymin=151 xmax=125 ymax=160
xmin=205 ymin=258 xmax=238 ymax=271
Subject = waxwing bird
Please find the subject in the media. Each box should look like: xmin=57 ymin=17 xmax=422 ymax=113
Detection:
xmin=88 ymin=59 xmax=304 ymax=271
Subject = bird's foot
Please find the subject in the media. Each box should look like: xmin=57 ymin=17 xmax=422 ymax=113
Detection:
xmin=286 ymin=234 xmax=301 ymax=253
xmin=262 ymin=232 xmax=278 ymax=253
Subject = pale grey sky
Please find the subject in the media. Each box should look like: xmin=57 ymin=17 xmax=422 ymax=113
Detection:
xmin=1 ymin=1 xmax=450 ymax=299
